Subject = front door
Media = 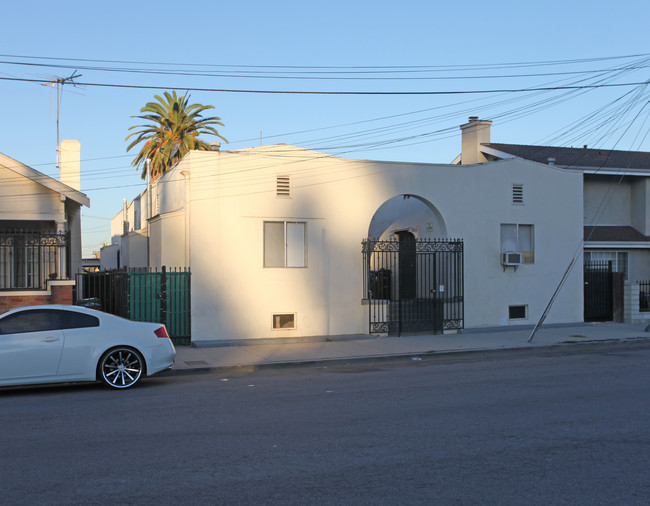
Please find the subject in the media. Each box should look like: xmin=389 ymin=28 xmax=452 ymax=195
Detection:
xmin=397 ymin=231 xmax=416 ymax=300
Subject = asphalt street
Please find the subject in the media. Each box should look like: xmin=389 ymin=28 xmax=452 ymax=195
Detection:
xmin=1 ymin=342 xmax=649 ymax=505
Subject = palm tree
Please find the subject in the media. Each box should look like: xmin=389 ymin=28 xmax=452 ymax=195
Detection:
xmin=126 ymin=91 xmax=227 ymax=180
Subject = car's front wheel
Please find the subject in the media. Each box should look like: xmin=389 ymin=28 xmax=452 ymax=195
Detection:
xmin=98 ymin=347 xmax=145 ymax=389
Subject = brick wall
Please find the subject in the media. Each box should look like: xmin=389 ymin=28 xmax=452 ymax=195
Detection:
xmin=0 ymin=281 xmax=75 ymax=314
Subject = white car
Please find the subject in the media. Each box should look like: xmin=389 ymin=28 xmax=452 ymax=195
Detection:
xmin=0 ymin=305 xmax=176 ymax=389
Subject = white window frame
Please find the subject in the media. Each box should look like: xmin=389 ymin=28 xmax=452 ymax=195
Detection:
xmin=263 ymin=221 xmax=307 ymax=268
xmin=501 ymin=224 xmax=534 ymax=264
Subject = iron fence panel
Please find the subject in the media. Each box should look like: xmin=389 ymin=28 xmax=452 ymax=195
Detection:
xmin=362 ymin=238 xmax=463 ymax=335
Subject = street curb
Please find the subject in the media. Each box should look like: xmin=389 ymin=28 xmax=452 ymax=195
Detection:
xmin=160 ymin=338 xmax=650 ymax=378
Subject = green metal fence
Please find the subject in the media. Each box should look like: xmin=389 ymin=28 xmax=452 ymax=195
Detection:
xmin=76 ymin=266 xmax=191 ymax=345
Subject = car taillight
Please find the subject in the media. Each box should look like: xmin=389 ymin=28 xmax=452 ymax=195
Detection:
xmin=154 ymin=326 xmax=169 ymax=338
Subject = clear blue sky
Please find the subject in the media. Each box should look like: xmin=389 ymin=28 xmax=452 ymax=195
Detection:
xmin=1 ymin=0 xmax=649 ymax=256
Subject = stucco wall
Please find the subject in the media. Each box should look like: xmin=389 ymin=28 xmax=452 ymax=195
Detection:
xmin=628 ymin=249 xmax=650 ymax=281
xmin=100 ymin=243 xmax=120 ymax=270
xmin=631 ymin=178 xmax=650 ymax=235
xmin=162 ymin=147 xmax=584 ymax=341
xmin=584 ymin=175 xmax=632 ymax=225
xmin=120 ymin=229 xmax=149 ymax=268
xmin=148 ymin=210 xmax=186 ymax=269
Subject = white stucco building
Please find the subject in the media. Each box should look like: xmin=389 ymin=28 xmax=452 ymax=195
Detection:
xmin=106 ymin=127 xmax=585 ymax=342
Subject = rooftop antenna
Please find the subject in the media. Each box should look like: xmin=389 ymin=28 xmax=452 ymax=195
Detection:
xmin=43 ymin=70 xmax=82 ymax=168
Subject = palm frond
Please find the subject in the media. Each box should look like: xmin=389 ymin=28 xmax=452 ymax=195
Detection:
xmin=126 ymin=90 xmax=227 ymax=180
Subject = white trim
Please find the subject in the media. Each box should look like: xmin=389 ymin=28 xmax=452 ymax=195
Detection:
xmin=481 ymin=146 xmax=517 ymax=159
xmin=579 ymin=167 xmax=650 ymax=176
xmin=47 ymin=280 xmax=76 ymax=287
xmin=585 ymin=242 xmax=650 ymax=249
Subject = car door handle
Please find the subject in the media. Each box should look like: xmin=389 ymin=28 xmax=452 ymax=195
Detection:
xmin=42 ymin=337 xmax=60 ymax=342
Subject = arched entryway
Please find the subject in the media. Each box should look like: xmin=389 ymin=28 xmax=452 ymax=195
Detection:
xmin=363 ymin=195 xmax=464 ymax=335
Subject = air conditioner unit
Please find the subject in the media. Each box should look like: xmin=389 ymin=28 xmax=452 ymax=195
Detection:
xmin=501 ymin=252 xmax=522 ymax=266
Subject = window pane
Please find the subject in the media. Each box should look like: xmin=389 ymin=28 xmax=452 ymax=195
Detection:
xmin=518 ymin=225 xmax=534 ymax=263
xmin=62 ymin=311 xmax=100 ymax=329
xmin=0 ymin=310 xmax=63 ymax=334
xmin=286 ymin=222 xmax=306 ymax=267
xmin=500 ymin=224 xmax=517 ymax=253
xmin=264 ymin=222 xmax=285 ymax=267
xmin=518 ymin=225 xmax=533 ymax=251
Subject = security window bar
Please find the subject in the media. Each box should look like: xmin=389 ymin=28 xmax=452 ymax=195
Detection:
xmin=512 ymin=184 xmax=524 ymax=204
xmin=0 ymin=230 xmax=68 ymax=290
xmin=264 ymin=221 xmax=307 ymax=268
xmin=276 ymin=176 xmax=291 ymax=197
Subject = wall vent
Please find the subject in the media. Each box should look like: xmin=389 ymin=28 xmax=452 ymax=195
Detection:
xmin=512 ymin=184 xmax=524 ymax=204
xmin=277 ymin=176 xmax=291 ymax=197
xmin=508 ymin=305 xmax=527 ymax=320
xmin=273 ymin=313 xmax=295 ymax=329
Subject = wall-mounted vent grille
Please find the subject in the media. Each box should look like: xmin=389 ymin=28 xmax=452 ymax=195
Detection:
xmin=273 ymin=313 xmax=295 ymax=329
xmin=509 ymin=305 xmax=527 ymax=320
xmin=277 ymin=176 xmax=291 ymax=197
xmin=512 ymin=184 xmax=524 ymax=204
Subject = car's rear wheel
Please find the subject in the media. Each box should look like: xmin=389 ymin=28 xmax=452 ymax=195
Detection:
xmin=98 ymin=347 xmax=145 ymax=389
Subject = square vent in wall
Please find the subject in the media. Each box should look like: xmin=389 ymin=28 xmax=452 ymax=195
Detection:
xmin=273 ymin=313 xmax=295 ymax=329
xmin=277 ymin=176 xmax=291 ymax=197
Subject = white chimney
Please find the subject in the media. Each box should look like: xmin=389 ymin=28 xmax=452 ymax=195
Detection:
xmin=59 ymin=139 xmax=81 ymax=190
xmin=460 ymin=116 xmax=492 ymax=165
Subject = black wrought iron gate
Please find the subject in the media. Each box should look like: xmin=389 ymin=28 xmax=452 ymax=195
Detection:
xmin=584 ymin=261 xmax=613 ymax=321
xmin=362 ymin=238 xmax=464 ymax=335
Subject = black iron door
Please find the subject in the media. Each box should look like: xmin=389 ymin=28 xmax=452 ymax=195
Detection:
xmin=363 ymin=238 xmax=463 ymax=335
xmin=584 ymin=261 xmax=613 ymax=321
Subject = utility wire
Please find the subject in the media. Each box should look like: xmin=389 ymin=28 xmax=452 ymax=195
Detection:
xmin=0 ymin=75 xmax=647 ymax=95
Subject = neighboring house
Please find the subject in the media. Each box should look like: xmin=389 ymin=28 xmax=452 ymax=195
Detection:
xmin=101 ymin=192 xmax=150 ymax=270
xmin=108 ymin=136 xmax=584 ymax=342
xmin=0 ymin=140 xmax=90 ymax=312
xmin=452 ymin=116 xmax=650 ymax=283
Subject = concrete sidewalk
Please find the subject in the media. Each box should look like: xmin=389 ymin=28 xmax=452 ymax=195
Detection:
xmin=168 ymin=322 xmax=650 ymax=374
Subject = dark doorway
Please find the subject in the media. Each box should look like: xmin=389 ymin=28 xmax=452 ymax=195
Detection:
xmin=397 ymin=231 xmax=416 ymax=299
xmin=584 ymin=261 xmax=613 ymax=321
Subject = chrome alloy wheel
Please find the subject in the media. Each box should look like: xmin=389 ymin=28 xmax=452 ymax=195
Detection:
xmin=99 ymin=348 xmax=144 ymax=389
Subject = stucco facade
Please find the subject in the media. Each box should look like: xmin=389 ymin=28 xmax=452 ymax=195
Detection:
xmin=455 ymin=118 xmax=650 ymax=286
xmin=145 ymin=146 xmax=583 ymax=341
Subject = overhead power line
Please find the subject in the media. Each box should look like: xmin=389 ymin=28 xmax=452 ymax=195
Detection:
xmin=0 ymin=75 xmax=646 ymax=95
